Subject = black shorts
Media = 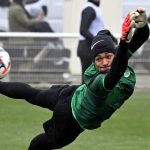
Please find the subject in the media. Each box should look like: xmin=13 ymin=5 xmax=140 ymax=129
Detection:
xmin=43 ymin=85 xmax=84 ymax=149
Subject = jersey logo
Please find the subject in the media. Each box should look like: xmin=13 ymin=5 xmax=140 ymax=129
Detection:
xmin=124 ymin=70 xmax=130 ymax=78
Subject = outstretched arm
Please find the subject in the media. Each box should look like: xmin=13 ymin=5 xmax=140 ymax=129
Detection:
xmin=104 ymin=41 xmax=128 ymax=90
xmin=104 ymin=8 xmax=150 ymax=90
xmin=104 ymin=13 xmax=132 ymax=90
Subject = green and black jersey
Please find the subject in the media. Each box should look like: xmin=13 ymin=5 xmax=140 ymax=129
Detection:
xmin=71 ymin=24 xmax=149 ymax=130
xmin=71 ymin=63 xmax=136 ymax=130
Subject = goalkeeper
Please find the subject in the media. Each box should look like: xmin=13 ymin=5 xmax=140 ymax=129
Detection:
xmin=0 ymin=8 xmax=149 ymax=150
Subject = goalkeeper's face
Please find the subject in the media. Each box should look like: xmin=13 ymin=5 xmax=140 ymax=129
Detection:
xmin=94 ymin=52 xmax=115 ymax=73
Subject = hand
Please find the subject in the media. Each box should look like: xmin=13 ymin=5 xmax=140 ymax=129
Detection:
xmin=36 ymin=9 xmax=45 ymax=21
xmin=132 ymin=7 xmax=147 ymax=28
xmin=121 ymin=13 xmax=134 ymax=42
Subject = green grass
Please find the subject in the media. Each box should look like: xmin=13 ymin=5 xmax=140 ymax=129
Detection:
xmin=0 ymin=92 xmax=150 ymax=150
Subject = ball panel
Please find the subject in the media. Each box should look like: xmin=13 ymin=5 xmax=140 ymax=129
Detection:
xmin=0 ymin=47 xmax=11 ymax=79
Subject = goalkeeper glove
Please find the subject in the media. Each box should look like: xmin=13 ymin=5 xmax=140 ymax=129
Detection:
xmin=132 ymin=7 xmax=147 ymax=28
xmin=121 ymin=13 xmax=135 ymax=42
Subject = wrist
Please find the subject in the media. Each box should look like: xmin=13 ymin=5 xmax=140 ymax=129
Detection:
xmin=119 ymin=39 xmax=129 ymax=46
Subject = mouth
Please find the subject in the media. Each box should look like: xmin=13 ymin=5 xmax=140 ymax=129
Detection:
xmin=100 ymin=66 xmax=110 ymax=72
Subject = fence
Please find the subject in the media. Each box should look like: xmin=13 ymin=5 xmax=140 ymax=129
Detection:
xmin=0 ymin=32 xmax=79 ymax=84
xmin=0 ymin=32 xmax=150 ymax=87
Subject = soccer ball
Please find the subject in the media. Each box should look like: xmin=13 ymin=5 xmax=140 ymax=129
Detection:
xmin=0 ymin=47 xmax=11 ymax=79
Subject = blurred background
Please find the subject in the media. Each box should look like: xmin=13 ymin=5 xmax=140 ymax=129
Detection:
xmin=0 ymin=0 xmax=150 ymax=89
xmin=0 ymin=1 xmax=150 ymax=150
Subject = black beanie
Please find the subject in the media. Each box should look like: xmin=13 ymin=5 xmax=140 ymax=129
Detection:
xmin=91 ymin=30 xmax=116 ymax=58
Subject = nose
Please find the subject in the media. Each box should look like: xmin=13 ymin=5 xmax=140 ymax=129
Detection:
xmin=102 ymin=58 xmax=109 ymax=66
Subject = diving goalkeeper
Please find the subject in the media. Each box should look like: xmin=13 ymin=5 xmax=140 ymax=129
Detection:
xmin=0 ymin=8 xmax=149 ymax=150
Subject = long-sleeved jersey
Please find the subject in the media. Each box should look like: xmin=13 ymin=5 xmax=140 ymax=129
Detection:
xmin=72 ymin=24 xmax=149 ymax=129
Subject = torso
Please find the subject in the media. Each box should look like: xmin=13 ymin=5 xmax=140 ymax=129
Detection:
xmin=71 ymin=66 xmax=136 ymax=129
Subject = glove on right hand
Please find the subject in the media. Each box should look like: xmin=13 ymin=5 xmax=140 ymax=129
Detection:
xmin=121 ymin=13 xmax=135 ymax=42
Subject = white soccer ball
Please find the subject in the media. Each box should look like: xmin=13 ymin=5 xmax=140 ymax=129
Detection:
xmin=0 ymin=47 xmax=11 ymax=79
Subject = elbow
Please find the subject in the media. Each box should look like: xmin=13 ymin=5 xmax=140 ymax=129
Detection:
xmin=80 ymin=28 xmax=87 ymax=36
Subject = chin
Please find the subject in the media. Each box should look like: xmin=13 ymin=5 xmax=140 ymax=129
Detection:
xmin=103 ymin=71 xmax=109 ymax=73
xmin=100 ymin=68 xmax=110 ymax=73
xmin=100 ymin=70 xmax=107 ymax=73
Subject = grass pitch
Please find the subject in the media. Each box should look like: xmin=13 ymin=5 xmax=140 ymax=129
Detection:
xmin=0 ymin=92 xmax=150 ymax=150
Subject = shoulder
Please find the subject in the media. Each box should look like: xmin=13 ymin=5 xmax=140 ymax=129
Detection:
xmin=10 ymin=4 xmax=23 ymax=12
xmin=82 ymin=6 xmax=95 ymax=16
xmin=119 ymin=66 xmax=136 ymax=89
xmin=123 ymin=66 xmax=136 ymax=79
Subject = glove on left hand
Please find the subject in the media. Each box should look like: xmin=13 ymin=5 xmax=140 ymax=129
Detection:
xmin=131 ymin=7 xmax=147 ymax=28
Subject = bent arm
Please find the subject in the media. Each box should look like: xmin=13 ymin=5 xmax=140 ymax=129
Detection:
xmin=80 ymin=7 xmax=96 ymax=43
xmin=128 ymin=24 xmax=150 ymax=56
xmin=15 ymin=7 xmax=42 ymax=28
